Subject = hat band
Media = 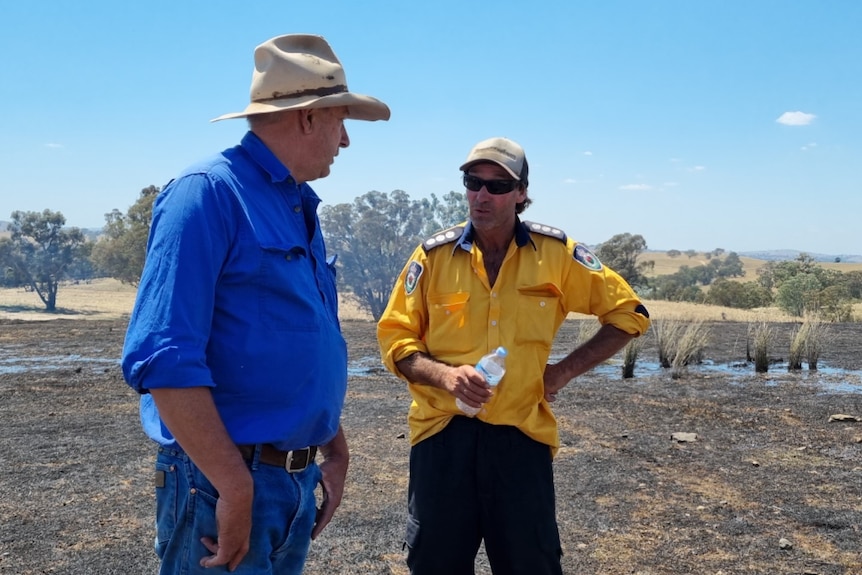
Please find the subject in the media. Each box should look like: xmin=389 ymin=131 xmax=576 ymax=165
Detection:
xmin=256 ymin=84 xmax=348 ymax=103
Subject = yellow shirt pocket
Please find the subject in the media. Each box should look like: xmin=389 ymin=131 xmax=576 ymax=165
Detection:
xmin=516 ymin=284 xmax=561 ymax=347
xmin=427 ymin=292 xmax=472 ymax=355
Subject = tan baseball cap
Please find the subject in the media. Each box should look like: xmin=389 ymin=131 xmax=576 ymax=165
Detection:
xmin=212 ymin=34 xmax=390 ymax=122
xmin=459 ymin=137 xmax=529 ymax=185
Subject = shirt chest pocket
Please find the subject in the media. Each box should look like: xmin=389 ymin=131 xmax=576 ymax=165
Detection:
xmin=258 ymin=244 xmax=321 ymax=331
xmin=515 ymin=284 xmax=561 ymax=347
xmin=427 ymin=292 xmax=472 ymax=355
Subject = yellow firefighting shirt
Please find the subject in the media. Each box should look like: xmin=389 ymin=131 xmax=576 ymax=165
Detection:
xmin=377 ymin=219 xmax=650 ymax=453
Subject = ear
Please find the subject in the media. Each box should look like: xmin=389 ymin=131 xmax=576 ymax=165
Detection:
xmin=298 ymin=109 xmax=315 ymax=134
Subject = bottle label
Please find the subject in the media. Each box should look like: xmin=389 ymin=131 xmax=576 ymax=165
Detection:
xmin=476 ymin=363 xmax=503 ymax=386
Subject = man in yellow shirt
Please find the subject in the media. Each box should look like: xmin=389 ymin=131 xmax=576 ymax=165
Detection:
xmin=377 ymin=137 xmax=650 ymax=575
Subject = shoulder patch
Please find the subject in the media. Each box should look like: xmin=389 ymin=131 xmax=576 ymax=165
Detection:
xmin=522 ymin=221 xmax=567 ymax=243
xmin=404 ymin=261 xmax=423 ymax=295
xmin=422 ymin=224 xmax=465 ymax=252
xmin=574 ymin=244 xmax=603 ymax=271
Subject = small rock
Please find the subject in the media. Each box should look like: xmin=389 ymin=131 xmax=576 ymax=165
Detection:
xmin=750 ymin=460 xmax=760 ymax=467
xmin=671 ymin=432 xmax=698 ymax=443
xmin=828 ymin=414 xmax=858 ymax=422
xmin=779 ymin=537 xmax=793 ymax=550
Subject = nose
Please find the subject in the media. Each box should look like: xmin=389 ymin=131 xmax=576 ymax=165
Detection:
xmin=340 ymin=124 xmax=350 ymax=148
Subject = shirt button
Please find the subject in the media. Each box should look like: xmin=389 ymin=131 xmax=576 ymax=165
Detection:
xmin=285 ymin=254 xmax=292 ymax=261
xmin=491 ymin=320 xmax=497 ymax=326
xmin=540 ymin=301 xmax=546 ymax=307
xmin=445 ymin=310 xmax=451 ymax=315
xmin=294 ymin=205 xmax=302 ymax=213
xmin=491 ymin=292 xmax=498 ymax=297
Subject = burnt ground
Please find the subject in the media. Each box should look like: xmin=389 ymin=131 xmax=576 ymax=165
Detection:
xmin=1 ymin=319 xmax=862 ymax=574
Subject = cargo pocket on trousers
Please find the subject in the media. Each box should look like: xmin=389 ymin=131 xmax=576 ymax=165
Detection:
xmin=154 ymin=461 xmax=178 ymax=558
xmin=403 ymin=514 xmax=421 ymax=551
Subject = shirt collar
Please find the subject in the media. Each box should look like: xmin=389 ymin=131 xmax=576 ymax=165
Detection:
xmin=240 ymin=131 xmax=294 ymax=184
xmin=454 ymin=217 xmax=536 ymax=254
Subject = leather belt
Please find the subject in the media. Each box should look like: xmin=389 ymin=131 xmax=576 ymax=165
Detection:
xmin=237 ymin=444 xmax=317 ymax=473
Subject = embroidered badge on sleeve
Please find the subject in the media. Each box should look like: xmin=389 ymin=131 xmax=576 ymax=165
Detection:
xmin=404 ymin=261 xmax=424 ymax=295
xmin=574 ymin=244 xmax=603 ymax=271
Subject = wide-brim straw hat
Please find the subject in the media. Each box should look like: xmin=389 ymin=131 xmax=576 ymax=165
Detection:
xmin=212 ymin=34 xmax=390 ymax=122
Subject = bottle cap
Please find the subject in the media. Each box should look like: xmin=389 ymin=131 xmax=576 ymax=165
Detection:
xmin=495 ymin=347 xmax=507 ymax=357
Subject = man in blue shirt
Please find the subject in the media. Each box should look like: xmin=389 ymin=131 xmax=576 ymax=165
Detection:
xmin=122 ymin=34 xmax=389 ymax=574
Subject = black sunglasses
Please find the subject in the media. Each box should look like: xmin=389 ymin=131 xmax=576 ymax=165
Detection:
xmin=463 ymin=174 xmax=520 ymax=195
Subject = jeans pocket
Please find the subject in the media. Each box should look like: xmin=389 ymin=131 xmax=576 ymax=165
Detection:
xmin=187 ymin=462 xmax=219 ymax=506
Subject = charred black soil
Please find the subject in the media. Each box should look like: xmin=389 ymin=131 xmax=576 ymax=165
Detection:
xmin=1 ymin=319 xmax=861 ymax=574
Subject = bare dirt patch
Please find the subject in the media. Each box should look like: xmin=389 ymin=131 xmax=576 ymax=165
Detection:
xmin=1 ymin=318 xmax=862 ymax=574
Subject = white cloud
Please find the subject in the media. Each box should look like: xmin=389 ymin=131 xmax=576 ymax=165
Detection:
xmin=583 ymin=151 xmax=593 ymax=156
xmin=44 ymin=142 xmax=64 ymax=149
xmin=619 ymin=184 xmax=652 ymax=191
xmin=688 ymin=165 xmax=706 ymax=172
xmin=563 ymin=178 xmax=578 ymax=184
xmin=801 ymin=142 xmax=818 ymax=151
xmin=776 ymin=111 xmax=816 ymax=126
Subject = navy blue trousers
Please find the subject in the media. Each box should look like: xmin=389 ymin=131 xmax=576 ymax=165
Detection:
xmin=405 ymin=416 xmax=563 ymax=575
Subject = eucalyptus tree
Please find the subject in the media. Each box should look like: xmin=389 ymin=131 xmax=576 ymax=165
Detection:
xmin=320 ymin=190 xmax=466 ymax=321
xmin=0 ymin=209 xmax=87 ymax=311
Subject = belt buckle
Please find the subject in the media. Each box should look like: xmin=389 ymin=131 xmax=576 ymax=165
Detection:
xmin=285 ymin=448 xmax=310 ymax=473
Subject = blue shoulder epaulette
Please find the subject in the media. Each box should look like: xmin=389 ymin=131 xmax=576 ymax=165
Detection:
xmin=422 ymin=224 xmax=465 ymax=252
xmin=522 ymin=221 xmax=567 ymax=243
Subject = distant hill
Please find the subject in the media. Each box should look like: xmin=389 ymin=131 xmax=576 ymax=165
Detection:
xmin=737 ymin=250 xmax=862 ymax=263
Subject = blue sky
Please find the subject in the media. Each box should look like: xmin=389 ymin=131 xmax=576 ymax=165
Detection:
xmin=1 ymin=1 xmax=860 ymax=255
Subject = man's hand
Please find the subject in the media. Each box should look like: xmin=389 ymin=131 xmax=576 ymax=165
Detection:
xmin=543 ymin=361 xmax=569 ymax=402
xmin=149 ymin=387 xmax=255 ymax=571
xmin=543 ymin=325 xmax=635 ymax=403
xmin=445 ymin=364 xmax=493 ymax=409
xmin=200 ymin=486 xmax=254 ymax=571
xmin=394 ymin=353 xmax=492 ymax=410
xmin=312 ymin=427 xmax=349 ymax=539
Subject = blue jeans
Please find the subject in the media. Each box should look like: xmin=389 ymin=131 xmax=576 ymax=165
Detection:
xmin=153 ymin=445 xmax=321 ymax=574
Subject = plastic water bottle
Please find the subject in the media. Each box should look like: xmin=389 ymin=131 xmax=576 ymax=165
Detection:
xmin=456 ymin=347 xmax=507 ymax=417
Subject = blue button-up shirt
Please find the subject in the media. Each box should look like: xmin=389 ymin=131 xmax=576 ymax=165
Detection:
xmin=122 ymin=131 xmax=347 ymax=450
